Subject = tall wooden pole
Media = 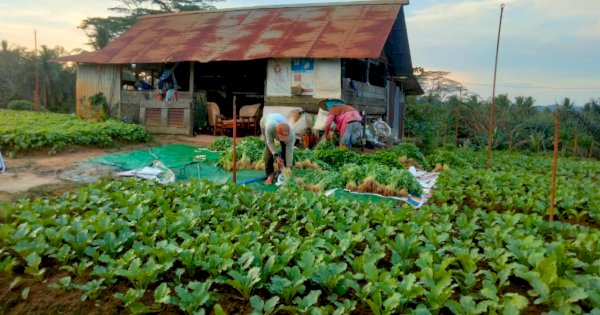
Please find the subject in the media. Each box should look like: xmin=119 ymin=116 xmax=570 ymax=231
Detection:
xmin=488 ymin=4 xmax=505 ymax=168
xmin=232 ymin=96 xmax=237 ymax=184
xmin=33 ymin=30 xmax=40 ymax=112
xmin=549 ymin=112 xmax=559 ymax=221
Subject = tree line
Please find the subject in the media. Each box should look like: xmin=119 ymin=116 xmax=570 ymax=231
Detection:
xmin=3 ymin=0 xmax=599 ymax=160
xmin=0 ymin=41 xmax=76 ymax=112
xmin=0 ymin=1 xmax=219 ymax=112
xmin=406 ymin=69 xmax=600 ymax=159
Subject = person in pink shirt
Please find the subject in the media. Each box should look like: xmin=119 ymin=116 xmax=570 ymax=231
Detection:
xmin=324 ymin=105 xmax=363 ymax=149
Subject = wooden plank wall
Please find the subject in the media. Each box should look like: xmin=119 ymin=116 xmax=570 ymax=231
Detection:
xmin=139 ymin=100 xmax=193 ymax=135
xmin=76 ymin=64 xmax=121 ymax=120
xmin=341 ymin=79 xmax=386 ymax=116
xmin=264 ymin=78 xmax=387 ymax=118
xmin=264 ymin=95 xmax=321 ymax=113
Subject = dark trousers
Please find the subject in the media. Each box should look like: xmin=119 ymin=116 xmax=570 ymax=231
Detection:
xmin=265 ymin=141 xmax=288 ymax=177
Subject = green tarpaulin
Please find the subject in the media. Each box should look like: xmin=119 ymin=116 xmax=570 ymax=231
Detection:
xmin=87 ymin=144 xmax=220 ymax=169
xmin=86 ymin=144 xmax=275 ymax=190
xmin=86 ymin=144 xmax=400 ymax=201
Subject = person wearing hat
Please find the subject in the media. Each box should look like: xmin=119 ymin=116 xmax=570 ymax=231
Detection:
xmin=260 ymin=113 xmax=296 ymax=185
xmin=324 ymin=104 xmax=362 ymax=149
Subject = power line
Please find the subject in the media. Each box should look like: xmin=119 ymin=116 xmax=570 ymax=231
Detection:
xmin=462 ymin=82 xmax=599 ymax=90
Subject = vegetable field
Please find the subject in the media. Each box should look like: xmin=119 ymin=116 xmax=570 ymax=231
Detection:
xmin=1 ymin=147 xmax=599 ymax=314
xmin=433 ymin=150 xmax=600 ymax=226
xmin=0 ymin=109 xmax=150 ymax=155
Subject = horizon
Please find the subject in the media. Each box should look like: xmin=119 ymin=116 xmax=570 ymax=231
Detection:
xmin=1 ymin=0 xmax=598 ymax=106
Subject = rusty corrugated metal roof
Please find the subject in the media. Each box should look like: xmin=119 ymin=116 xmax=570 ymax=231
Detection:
xmin=56 ymin=0 xmax=407 ymax=64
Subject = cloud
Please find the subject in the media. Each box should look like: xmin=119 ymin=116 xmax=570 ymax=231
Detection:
xmin=529 ymin=0 xmax=600 ymax=17
xmin=575 ymin=19 xmax=600 ymax=39
xmin=409 ymin=0 xmax=505 ymax=24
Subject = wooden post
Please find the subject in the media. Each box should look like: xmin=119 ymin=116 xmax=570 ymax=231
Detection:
xmin=361 ymin=110 xmax=366 ymax=152
xmin=549 ymin=112 xmax=559 ymax=221
xmin=33 ymin=30 xmax=39 ymax=112
xmin=488 ymin=3 xmax=505 ymax=169
xmin=189 ymin=62 xmax=195 ymax=134
xmin=189 ymin=61 xmax=195 ymax=94
xmin=232 ymin=96 xmax=237 ymax=184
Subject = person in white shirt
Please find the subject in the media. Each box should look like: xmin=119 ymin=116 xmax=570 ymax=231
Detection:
xmin=260 ymin=113 xmax=295 ymax=185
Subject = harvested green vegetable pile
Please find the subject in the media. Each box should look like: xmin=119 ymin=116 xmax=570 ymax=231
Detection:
xmin=208 ymin=137 xmax=425 ymax=196
xmin=217 ymin=136 xmax=266 ymax=170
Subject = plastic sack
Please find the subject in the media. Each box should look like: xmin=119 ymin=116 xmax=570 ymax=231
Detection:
xmin=371 ymin=119 xmax=392 ymax=138
xmin=0 ymin=151 xmax=5 ymax=173
xmin=153 ymin=160 xmax=175 ymax=184
xmin=312 ymin=108 xmax=329 ymax=131
xmin=291 ymin=112 xmax=314 ymax=136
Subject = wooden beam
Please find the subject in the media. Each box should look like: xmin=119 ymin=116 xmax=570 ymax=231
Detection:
xmin=189 ymin=61 xmax=195 ymax=93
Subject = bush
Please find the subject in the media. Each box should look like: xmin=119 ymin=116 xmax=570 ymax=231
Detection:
xmin=7 ymin=100 xmax=33 ymax=111
xmin=0 ymin=109 xmax=151 ymax=154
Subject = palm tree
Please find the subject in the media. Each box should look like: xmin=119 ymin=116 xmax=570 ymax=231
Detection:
xmin=38 ymin=46 xmax=76 ymax=112
xmin=584 ymin=98 xmax=600 ymax=116
xmin=513 ymin=96 xmax=536 ymax=116
xmin=560 ymin=97 xmax=575 ymax=110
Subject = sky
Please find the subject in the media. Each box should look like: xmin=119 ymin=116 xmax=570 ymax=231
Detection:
xmin=1 ymin=0 xmax=598 ymax=106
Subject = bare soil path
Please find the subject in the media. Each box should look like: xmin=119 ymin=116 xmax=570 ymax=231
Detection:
xmin=0 ymin=134 xmax=217 ymax=202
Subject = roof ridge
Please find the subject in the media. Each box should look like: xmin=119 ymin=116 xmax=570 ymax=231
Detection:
xmin=139 ymin=0 xmax=409 ymax=19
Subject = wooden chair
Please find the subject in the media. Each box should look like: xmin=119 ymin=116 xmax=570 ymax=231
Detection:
xmin=238 ymin=103 xmax=261 ymax=135
xmin=206 ymin=102 xmax=235 ymax=135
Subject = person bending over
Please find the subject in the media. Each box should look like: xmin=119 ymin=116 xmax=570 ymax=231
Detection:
xmin=260 ymin=113 xmax=295 ymax=185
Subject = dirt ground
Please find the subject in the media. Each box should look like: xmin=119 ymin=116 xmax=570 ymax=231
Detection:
xmin=0 ymin=134 xmax=217 ymax=202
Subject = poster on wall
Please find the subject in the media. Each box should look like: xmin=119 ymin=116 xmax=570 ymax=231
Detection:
xmin=291 ymin=58 xmax=314 ymax=94
xmin=266 ymin=59 xmax=292 ymax=96
xmin=314 ymin=59 xmax=341 ymax=99
xmin=291 ymin=58 xmax=314 ymax=71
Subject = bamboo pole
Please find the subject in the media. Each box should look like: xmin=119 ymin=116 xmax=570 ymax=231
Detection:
xmin=488 ymin=4 xmax=505 ymax=169
xmin=232 ymin=96 xmax=237 ymax=184
xmin=549 ymin=112 xmax=559 ymax=221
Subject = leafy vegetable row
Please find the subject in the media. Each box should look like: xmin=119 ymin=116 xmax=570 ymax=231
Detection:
xmin=1 ymin=179 xmax=598 ymax=314
xmin=432 ymin=150 xmax=600 ymax=225
xmin=0 ymin=109 xmax=150 ymax=155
